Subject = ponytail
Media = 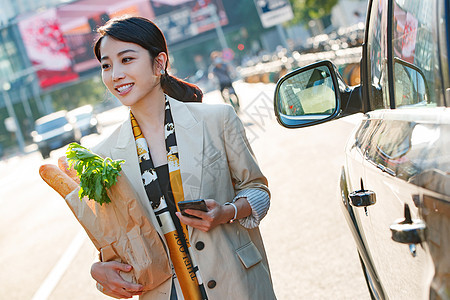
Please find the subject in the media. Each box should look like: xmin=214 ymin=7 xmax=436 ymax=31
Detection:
xmin=160 ymin=74 xmax=203 ymax=102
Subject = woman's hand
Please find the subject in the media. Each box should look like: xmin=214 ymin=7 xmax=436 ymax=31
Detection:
xmin=176 ymin=198 xmax=253 ymax=232
xmin=176 ymin=199 xmax=233 ymax=232
xmin=91 ymin=261 xmax=143 ymax=299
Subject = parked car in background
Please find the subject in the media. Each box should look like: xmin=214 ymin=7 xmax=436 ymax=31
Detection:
xmin=32 ymin=111 xmax=81 ymax=158
xmin=274 ymin=0 xmax=449 ymax=299
xmin=67 ymin=104 xmax=101 ymax=137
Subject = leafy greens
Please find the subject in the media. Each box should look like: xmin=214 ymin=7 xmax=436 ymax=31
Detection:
xmin=66 ymin=143 xmax=125 ymax=205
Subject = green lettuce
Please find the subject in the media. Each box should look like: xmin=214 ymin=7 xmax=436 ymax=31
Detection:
xmin=66 ymin=143 xmax=125 ymax=205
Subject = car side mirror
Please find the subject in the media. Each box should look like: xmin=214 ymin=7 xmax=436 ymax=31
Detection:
xmin=274 ymin=60 xmax=362 ymax=128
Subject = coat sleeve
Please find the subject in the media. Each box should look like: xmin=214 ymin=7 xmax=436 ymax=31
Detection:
xmin=232 ymin=188 xmax=270 ymax=228
xmin=222 ymin=105 xmax=270 ymax=198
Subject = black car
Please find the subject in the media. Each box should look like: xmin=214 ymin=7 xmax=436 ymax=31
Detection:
xmin=274 ymin=0 xmax=449 ymax=299
xmin=32 ymin=111 xmax=81 ymax=158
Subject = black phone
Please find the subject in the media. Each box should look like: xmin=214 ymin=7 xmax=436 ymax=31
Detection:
xmin=177 ymin=199 xmax=208 ymax=218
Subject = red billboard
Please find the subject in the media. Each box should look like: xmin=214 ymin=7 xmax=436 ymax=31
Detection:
xmin=18 ymin=8 xmax=79 ymax=89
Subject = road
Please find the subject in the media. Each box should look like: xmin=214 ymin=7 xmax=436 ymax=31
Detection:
xmin=0 ymin=81 xmax=369 ymax=299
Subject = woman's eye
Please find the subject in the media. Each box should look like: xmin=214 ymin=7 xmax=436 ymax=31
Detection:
xmin=123 ymin=57 xmax=134 ymax=63
xmin=101 ymin=63 xmax=110 ymax=70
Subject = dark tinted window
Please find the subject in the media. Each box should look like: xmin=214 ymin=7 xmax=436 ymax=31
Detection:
xmin=366 ymin=0 xmax=390 ymax=110
xmin=437 ymin=0 xmax=449 ymax=105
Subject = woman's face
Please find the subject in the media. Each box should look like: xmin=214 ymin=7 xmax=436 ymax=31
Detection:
xmin=99 ymin=36 xmax=160 ymax=107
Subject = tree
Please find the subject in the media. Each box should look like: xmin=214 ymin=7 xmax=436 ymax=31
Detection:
xmin=288 ymin=0 xmax=339 ymax=25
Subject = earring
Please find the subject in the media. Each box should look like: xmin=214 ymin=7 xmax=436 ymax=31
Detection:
xmin=160 ymin=69 xmax=165 ymax=75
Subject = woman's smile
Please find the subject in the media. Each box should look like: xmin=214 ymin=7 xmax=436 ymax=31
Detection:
xmin=115 ymin=83 xmax=135 ymax=95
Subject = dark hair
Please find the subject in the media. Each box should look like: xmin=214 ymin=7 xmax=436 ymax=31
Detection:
xmin=94 ymin=16 xmax=202 ymax=102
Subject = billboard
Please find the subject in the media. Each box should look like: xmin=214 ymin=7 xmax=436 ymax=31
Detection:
xmin=151 ymin=0 xmax=228 ymax=44
xmin=18 ymin=8 xmax=79 ymax=89
xmin=254 ymin=0 xmax=293 ymax=28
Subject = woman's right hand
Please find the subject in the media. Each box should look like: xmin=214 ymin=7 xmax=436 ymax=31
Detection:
xmin=91 ymin=261 xmax=144 ymax=299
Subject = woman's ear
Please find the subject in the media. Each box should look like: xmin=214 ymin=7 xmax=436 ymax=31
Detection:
xmin=154 ymin=52 xmax=168 ymax=75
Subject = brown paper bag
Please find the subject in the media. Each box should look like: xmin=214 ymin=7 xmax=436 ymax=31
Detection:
xmin=64 ymin=173 xmax=171 ymax=291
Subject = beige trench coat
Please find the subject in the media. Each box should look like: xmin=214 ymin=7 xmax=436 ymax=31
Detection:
xmin=93 ymin=97 xmax=276 ymax=300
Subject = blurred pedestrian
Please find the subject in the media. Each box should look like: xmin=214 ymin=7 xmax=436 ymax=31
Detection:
xmin=209 ymin=51 xmax=240 ymax=112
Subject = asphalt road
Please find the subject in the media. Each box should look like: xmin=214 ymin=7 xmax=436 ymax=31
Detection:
xmin=0 ymin=81 xmax=370 ymax=299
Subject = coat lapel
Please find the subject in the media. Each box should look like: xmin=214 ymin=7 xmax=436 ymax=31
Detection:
xmin=168 ymin=97 xmax=203 ymax=201
xmin=110 ymin=115 xmax=165 ymax=239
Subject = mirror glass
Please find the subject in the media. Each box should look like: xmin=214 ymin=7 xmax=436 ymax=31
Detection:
xmin=277 ymin=65 xmax=337 ymax=124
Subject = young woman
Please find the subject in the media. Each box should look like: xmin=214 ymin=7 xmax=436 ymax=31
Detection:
xmin=90 ymin=16 xmax=275 ymax=300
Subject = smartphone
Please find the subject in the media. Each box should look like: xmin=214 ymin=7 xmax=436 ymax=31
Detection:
xmin=177 ymin=199 xmax=208 ymax=218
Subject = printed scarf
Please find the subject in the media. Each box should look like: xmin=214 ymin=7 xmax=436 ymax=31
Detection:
xmin=131 ymin=98 xmax=207 ymax=299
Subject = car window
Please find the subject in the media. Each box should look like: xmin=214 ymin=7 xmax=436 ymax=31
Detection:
xmin=36 ymin=117 xmax=68 ymax=133
xmin=392 ymin=0 xmax=444 ymax=108
xmin=437 ymin=0 xmax=449 ymax=106
xmin=366 ymin=0 xmax=390 ymax=110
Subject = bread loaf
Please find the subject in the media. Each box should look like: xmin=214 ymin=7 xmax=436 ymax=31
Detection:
xmin=58 ymin=156 xmax=80 ymax=184
xmin=39 ymin=164 xmax=79 ymax=198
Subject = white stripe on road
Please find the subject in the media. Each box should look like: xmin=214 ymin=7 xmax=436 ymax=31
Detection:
xmin=31 ymin=230 xmax=86 ymax=300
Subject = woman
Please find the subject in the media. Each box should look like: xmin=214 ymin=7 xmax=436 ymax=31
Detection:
xmin=90 ymin=16 xmax=275 ymax=300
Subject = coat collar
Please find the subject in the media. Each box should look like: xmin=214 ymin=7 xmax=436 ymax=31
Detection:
xmin=168 ymin=96 xmax=199 ymax=129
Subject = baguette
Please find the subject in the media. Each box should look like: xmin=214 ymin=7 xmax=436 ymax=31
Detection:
xmin=58 ymin=156 xmax=80 ymax=184
xmin=39 ymin=164 xmax=79 ymax=198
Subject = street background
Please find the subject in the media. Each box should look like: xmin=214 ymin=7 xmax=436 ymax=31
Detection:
xmin=0 ymin=0 xmax=375 ymax=298
xmin=0 ymin=81 xmax=369 ymax=299
xmin=0 ymin=0 xmax=366 ymax=156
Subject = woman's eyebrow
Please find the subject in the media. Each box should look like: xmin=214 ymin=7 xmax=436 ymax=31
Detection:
xmin=118 ymin=49 xmax=138 ymax=56
xmin=100 ymin=49 xmax=138 ymax=61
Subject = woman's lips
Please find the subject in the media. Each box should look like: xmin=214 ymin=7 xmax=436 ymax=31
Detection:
xmin=115 ymin=83 xmax=134 ymax=95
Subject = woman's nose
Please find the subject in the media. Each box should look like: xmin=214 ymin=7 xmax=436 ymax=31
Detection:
xmin=112 ymin=68 xmax=125 ymax=81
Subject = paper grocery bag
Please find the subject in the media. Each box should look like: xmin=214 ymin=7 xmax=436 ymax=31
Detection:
xmin=64 ymin=173 xmax=171 ymax=291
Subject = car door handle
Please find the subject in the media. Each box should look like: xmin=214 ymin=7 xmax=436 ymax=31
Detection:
xmin=349 ymin=179 xmax=376 ymax=208
xmin=390 ymin=203 xmax=426 ymax=244
xmin=390 ymin=204 xmax=426 ymax=257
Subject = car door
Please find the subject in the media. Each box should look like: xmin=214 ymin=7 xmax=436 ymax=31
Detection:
xmin=355 ymin=0 xmax=450 ymax=298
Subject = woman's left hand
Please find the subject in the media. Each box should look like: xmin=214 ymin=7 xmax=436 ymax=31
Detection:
xmin=175 ymin=199 xmax=233 ymax=232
